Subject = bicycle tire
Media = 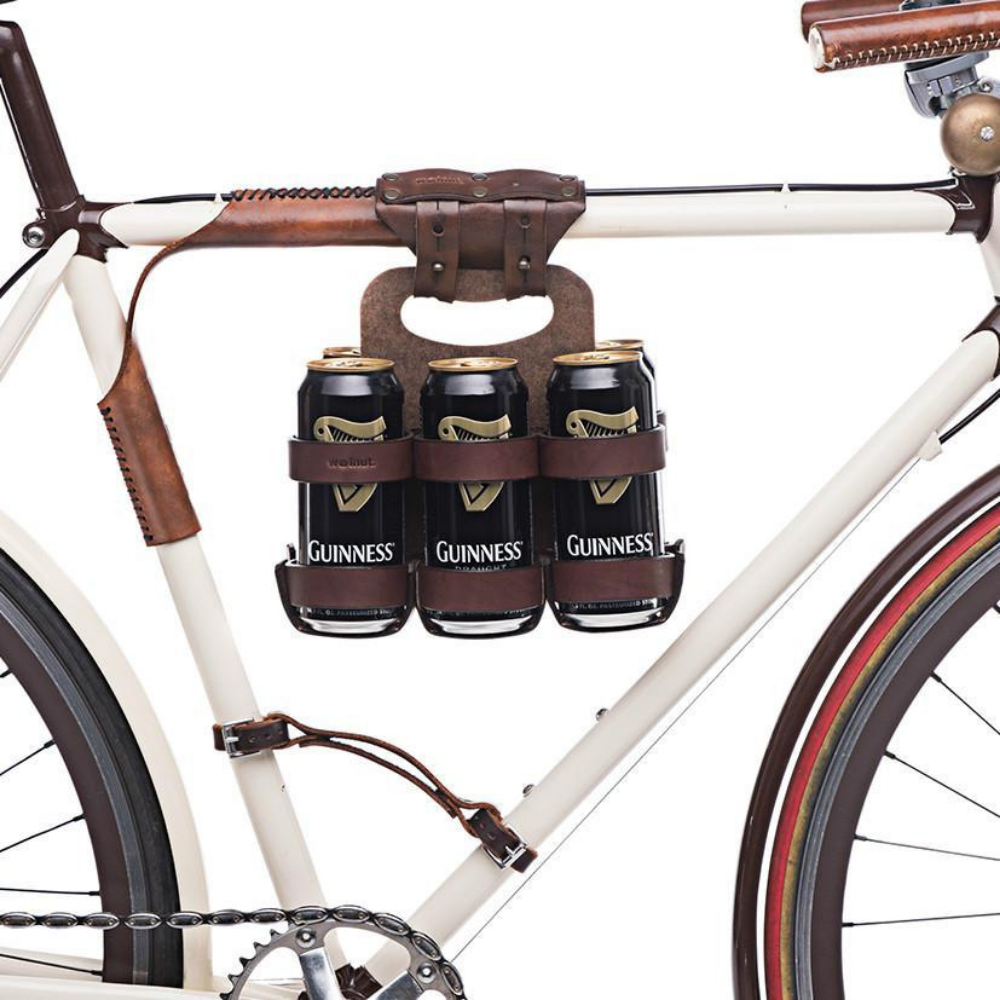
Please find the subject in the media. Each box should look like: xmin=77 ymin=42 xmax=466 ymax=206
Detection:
xmin=765 ymin=501 xmax=1000 ymax=998
xmin=0 ymin=548 xmax=183 ymax=986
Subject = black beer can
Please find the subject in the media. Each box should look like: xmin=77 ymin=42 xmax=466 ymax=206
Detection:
xmin=297 ymin=357 xmax=406 ymax=636
xmin=596 ymin=339 xmax=656 ymax=382
xmin=421 ymin=358 xmax=541 ymax=638
xmin=547 ymin=350 xmax=668 ymax=632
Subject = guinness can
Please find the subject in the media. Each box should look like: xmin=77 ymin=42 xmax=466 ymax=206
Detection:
xmin=322 ymin=346 xmax=362 ymax=359
xmin=548 ymin=350 xmax=668 ymax=632
xmin=596 ymin=339 xmax=656 ymax=381
xmin=297 ymin=357 xmax=406 ymax=636
xmin=421 ymin=358 xmax=541 ymax=638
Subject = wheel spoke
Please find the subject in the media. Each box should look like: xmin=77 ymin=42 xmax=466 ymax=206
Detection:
xmin=0 ymin=814 xmax=84 ymax=857
xmin=0 ymin=950 xmax=100 ymax=976
xmin=931 ymin=673 xmax=1000 ymax=739
xmin=855 ymin=834 xmax=1000 ymax=864
xmin=0 ymin=886 xmax=98 ymax=896
xmin=0 ymin=740 xmax=54 ymax=780
xmin=846 ymin=911 xmax=1000 ymax=928
xmin=884 ymin=751 xmax=1000 ymax=821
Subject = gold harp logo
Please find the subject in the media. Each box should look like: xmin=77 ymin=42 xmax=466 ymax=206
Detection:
xmin=438 ymin=415 xmax=512 ymax=513
xmin=313 ymin=416 xmax=387 ymax=513
xmin=567 ymin=407 xmax=640 ymax=506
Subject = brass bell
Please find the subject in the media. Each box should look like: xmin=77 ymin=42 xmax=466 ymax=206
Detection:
xmin=941 ymin=93 xmax=1000 ymax=177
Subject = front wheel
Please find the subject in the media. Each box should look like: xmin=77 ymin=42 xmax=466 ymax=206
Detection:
xmin=767 ymin=501 xmax=1000 ymax=998
xmin=0 ymin=549 xmax=183 ymax=985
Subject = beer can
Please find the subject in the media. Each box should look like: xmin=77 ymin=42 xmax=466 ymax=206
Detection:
xmin=595 ymin=339 xmax=656 ymax=381
xmin=421 ymin=358 xmax=541 ymax=638
xmin=322 ymin=346 xmax=362 ymax=359
xmin=297 ymin=357 xmax=406 ymax=636
xmin=547 ymin=350 xmax=668 ymax=632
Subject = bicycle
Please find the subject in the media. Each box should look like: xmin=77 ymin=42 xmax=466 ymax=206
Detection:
xmin=0 ymin=1 xmax=999 ymax=998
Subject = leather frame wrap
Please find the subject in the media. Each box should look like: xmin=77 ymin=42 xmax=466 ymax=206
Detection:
xmin=539 ymin=426 xmax=667 ymax=481
xmin=550 ymin=554 xmax=679 ymax=605
xmin=417 ymin=564 xmax=545 ymax=614
xmin=413 ymin=437 xmax=540 ymax=483
xmin=99 ymin=341 xmax=200 ymax=546
xmin=288 ymin=437 xmax=414 ymax=484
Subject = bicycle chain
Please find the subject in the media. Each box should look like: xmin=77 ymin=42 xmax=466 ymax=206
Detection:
xmin=0 ymin=905 xmax=347 ymax=931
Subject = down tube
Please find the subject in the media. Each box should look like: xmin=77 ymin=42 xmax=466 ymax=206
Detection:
xmin=368 ymin=329 xmax=1000 ymax=982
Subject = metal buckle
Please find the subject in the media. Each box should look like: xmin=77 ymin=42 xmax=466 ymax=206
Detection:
xmin=219 ymin=719 xmax=256 ymax=759
xmin=482 ymin=827 xmax=530 ymax=872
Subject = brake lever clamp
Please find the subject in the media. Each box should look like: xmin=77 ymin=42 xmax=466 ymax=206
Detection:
xmin=905 ymin=52 xmax=999 ymax=119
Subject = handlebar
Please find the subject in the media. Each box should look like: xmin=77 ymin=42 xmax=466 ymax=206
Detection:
xmin=801 ymin=1 xmax=911 ymax=39
xmin=808 ymin=0 xmax=1000 ymax=71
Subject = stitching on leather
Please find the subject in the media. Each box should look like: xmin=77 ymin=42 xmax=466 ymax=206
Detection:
xmin=230 ymin=186 xmax=376 ymax=202
xmin=102 ymin=406 xmax=154 ymax=543
xmin=832 ymin=30 xmax=1000 ymax=67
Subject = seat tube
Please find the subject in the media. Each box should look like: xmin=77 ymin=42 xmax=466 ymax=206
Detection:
xmin=62 ymin=257 xmax=347 ymax=968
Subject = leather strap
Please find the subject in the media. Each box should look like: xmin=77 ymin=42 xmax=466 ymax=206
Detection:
xmin=283 ymin=563 xmax=410 ymax=611
xmin=288 ymin=437 xmax=414 ymax=484
xmin=539 ymin=427 xmax=667 ymax=481
xmin=375 ymin=169 xmax=585 ymax=301
xmin=550 ymin=554 xmax=678 ymax=604
xmin=211 ymin=712 xmax=537 ymax=871
xmin=413 ymin=437 xmax=539 ymax=483
xmin=418 ymin=564 xmax=544 ymax=614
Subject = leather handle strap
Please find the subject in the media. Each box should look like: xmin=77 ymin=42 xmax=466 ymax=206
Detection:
xmin=289 ymin=437 xmax=414 ymax=484
xmin=809 ymin=0 xmax=1000 ymax=71
xmin=282 ymin=562 xmax=411 ymax=611
xmin=539 ymin=427 xmax=667 ymax=481
xmin=417 ymin=564 xmax=544 ymax=614
xmin=413 ymin=437 xmax=540 ymax=483
xmin=212 ymin=713 xmax=537 ymax=873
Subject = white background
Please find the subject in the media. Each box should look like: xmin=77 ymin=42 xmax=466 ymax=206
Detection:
xmin=1 ymin=1 xmax=999 ymax=996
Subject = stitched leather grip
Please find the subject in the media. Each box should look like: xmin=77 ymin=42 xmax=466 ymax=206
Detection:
xmin=809 ymin=0 xmax=1000 ymax=71
xmin=417 ymin=564 xmax=544 ymax=613
xmin=539 ymin=427 xmax=666 ymax=481
xmin=413 ymin=437 xmax=540 ymax=483
xmin=801 ymin=1 xmax=915 ymax=39
xmin=289 ymin=437 xmax=414 ymax=484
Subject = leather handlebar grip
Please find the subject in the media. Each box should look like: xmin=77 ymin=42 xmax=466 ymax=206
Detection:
xmin=809 ymin=0 xmax=1000 ymax=71
xmin=801 ymin=1 xmax=906 ymax=40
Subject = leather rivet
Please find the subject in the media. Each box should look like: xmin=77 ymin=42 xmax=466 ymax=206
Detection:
xmin=518 ymin=256 xmax=531 ymax=272
xmin=384 ymin=189 xmax=400 ymax=202
xmin=561 ymin=185 xmax=577 ymax=198
xmin=432 ymin=222 xmax=445 ymax=236
xmin=559 ymin=175 xmax=576 ymax=182
xmin=383 ymin=173 xmax=400 ymax=182
xmin=432 ymin=262 xmax=446 ymax=274
xmin=472 ymin=186 xmax=488 ymax=198
xmin=471 ymin=173 xmax=488 ymax=182
xmin=520 ymin=214 xmax=531 ymax=229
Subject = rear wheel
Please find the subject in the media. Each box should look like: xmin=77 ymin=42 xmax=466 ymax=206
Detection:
xmin=767 ymin=502 xmax=1000 ymax=998
xmin=0 ymin=549 xmax=182 ymax=985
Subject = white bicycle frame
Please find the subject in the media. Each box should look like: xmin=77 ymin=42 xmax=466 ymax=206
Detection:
xmin=0 ymin=183 xmax=997 ymax=1000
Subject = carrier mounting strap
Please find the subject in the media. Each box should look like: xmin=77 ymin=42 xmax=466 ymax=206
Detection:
xmin=212 ymin=713 xmax=537 ymax=873
xmin=375 ymin=169 xmax=586 ymax=302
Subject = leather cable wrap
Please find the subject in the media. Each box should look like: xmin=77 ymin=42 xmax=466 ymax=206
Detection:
xmin=212 ymin=713 xmax=538 ymax=873
xmin=375 ymin=169 xmax=586 ymax=302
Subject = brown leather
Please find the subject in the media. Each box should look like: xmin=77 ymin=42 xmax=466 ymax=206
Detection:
xmin=375 ymin=169 xmax=585 ymax=301
xmin=361 ymin=267 xmax=594 ymax=433
xmin=288 ymin=437 xmax=414 ymax=484
xmin=212 ymin=717 xmax=291 ymax=754
xmin=539 ymin=426 xmax=667 ymax=481
xmin=184 ymin=188 xmax=397 ymax=249
xmin=99 ymin=342 xmax=200 ymax=546
xmin=550 ymin=554 xmax=678 ymax=604
xmin=801 ymin=1 xmax=911 ymax=39
xmin=211 ymin=711 xmax=538 ymax=870
xmin=811 ymin=1 xmax=1000 ymax=71
xmin=413 ymin=437 xmax=539 ymax=483
xmin=418 ymin=564 xmax=545 ymax=613
xmin=283 ymin=563 xmax=410 ymax=611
